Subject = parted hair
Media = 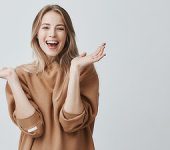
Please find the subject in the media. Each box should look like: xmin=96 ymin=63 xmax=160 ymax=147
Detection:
xmin=28 ymin=4 xmax=79 ymax=73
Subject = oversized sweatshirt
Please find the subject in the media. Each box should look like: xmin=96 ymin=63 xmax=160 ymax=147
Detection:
xmin=5 ymin=62 xmax=99 ymax=150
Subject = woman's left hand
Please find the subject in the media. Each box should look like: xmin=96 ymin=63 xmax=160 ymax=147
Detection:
xmin=71 ymin=43 xmax=106 ymax=73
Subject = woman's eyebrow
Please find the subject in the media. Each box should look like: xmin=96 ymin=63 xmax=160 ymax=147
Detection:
xmin=41 ymin=23 xmax=50 ymax=26
xmin=41 ymin=23 xmax=65 ymax=27
xmin=56 ymin=24 xmax=65 ymax=27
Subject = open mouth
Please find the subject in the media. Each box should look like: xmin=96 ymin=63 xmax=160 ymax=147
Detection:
xmin=46 ymin=40 xmax=59 ymax=49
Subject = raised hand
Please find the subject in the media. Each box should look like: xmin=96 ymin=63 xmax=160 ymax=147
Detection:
xmin=71 ymin=43 xmax=106 ymax=73
xmin=0 ymin=67 xmax=18 ymax=81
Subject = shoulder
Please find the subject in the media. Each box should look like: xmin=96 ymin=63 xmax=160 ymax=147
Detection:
xmin=15 ymin=62 xmax=36 ymax=80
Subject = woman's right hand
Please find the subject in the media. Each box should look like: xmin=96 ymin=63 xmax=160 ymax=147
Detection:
xmin=0 ymin=67 xmax=18 ymax=82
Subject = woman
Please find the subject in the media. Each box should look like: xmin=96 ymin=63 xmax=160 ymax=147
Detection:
xmin=0 ymin=4 xmax=106 ymax=150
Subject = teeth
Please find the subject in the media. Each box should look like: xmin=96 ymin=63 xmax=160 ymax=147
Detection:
xmin=46 ymin=40 xmax=58 ymax=44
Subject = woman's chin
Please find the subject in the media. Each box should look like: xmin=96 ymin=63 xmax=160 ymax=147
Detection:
xmin=45 ymin=50 xmax=58 ymax=57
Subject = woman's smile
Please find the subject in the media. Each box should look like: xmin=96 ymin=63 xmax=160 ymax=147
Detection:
xmin=45 ymin=40 xmax=59 ymax=50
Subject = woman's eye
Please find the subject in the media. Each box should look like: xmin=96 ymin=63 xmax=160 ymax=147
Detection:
xmin=42 ymin=26 xmax=49 ymax=29
xmin=57 ymin=28 xmax=64 ymax=31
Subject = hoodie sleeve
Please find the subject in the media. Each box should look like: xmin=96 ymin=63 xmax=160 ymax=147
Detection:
xmin=5 ymin=67 xmax=44 ymax=138
xmin=59 ymin=64 xmax=99 ymax=133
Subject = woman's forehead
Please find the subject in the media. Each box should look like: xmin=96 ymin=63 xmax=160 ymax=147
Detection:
xmin=41 ymin=11 xmax=64 ymax=25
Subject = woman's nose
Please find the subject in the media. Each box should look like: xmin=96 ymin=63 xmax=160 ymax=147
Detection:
xmin=49 ymin=29 xmax=56 ymax=37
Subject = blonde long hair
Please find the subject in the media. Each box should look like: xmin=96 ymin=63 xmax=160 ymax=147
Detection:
xmin=28 ymin=4 xmax=79 ymax=73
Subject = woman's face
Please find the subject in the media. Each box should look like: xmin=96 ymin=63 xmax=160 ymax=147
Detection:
xmin=37 ymin=11 xmax=67 ymax=57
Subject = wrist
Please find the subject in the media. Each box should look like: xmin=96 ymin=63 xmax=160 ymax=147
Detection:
xmin=70 ymin=64 xmax=80 ymax=73
xmin=8 ymin=77 xmax=20 ymax=88
xmin=5 ymin=69 xmax=18 ymax=83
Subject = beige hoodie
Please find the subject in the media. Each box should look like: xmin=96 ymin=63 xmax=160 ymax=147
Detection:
xmin=5 ymin=62 xmax=99 ymax=150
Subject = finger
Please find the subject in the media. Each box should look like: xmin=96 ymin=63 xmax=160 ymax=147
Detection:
xmin=0 ymin=71 xmax=7 ymax=78
xmin=96 ymin=44 xmax=105 ymax=54
xmin=79 ymin=52 xmax=87 ymax=57
xmin=91 ymin=47 xmax=102 ymax=58
xmin=92 ymin=53 xmax=106 ymax=62
xmin=96 ymin=43 xmax=106 ymax=56
xmin=91 ymin=44 xmax=103 ymax=56
xmin=102 ymin=42 xmax=106 ymax=46
xmin=91 ymin=43 xmax=106 ymax=57
xmin=2 ymin=67 xmax=7 ymax=70
xmin=96 ymin=45 xmax=105 ymax=57
xmin=0 ymin=67 xmax=8 ymax=71
xmin=0 ymin=67 xmax=12 ymax=79
xmin=91 ymin=45 xmax=105 ymax=59
xmin=97 ymin=53 xmax=106 ymax=62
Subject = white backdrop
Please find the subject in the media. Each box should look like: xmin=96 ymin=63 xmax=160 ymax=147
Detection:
xmin=0 ymin=0 xmax=170 ymax=150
